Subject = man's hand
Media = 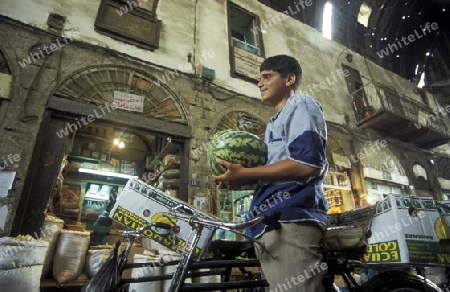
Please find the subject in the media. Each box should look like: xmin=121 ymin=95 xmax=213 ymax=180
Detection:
xmin=212 ymin=159 xmax=247 ymax=190
xmin=212 ymin=158 xmax=322 ymax=189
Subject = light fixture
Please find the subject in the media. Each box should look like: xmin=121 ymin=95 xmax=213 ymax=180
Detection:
xmin=78 ymin=168 xmax=137 ymax=179
xmin=113 ymin=138 xmax=125 ymax=148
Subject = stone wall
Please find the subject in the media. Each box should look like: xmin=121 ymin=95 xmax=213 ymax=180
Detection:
xmin=0 ymin=17 xmax=274 ymax=235
xmin=1 ymin=0 xmax=450 ymax=235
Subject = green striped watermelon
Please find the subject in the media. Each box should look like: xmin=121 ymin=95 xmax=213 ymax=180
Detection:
xmin=207 ymin=130 xmax=268 ymax=175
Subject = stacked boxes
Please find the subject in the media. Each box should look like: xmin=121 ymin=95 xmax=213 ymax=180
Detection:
xmin=363 ymin=195 xmax=450 ymax=265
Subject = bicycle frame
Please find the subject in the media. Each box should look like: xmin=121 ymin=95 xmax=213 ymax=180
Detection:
xmin=115 ymin=215 xmax=446 ymax=292
xmin=116 ymin=208 xmax=270 ymax=292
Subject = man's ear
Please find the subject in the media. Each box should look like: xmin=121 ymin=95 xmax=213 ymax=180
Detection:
xmin=285 ymin=73 xmax=296 ymax=87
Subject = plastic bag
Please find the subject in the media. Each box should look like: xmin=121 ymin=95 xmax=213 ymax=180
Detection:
xmin=82 ymin=241 xmax=120 ymax=292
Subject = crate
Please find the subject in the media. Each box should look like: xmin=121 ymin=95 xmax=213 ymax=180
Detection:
xmin=109 ymin=179 xmax=216 ymax=259
xmin=363 ymin=195 xmax=450 ymax=265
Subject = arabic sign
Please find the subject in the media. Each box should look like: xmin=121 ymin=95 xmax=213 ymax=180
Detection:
xmin=233 ymin=46 xmax=264 ymax=81
xmin=113 ymin=91 xmax=144 ymax=113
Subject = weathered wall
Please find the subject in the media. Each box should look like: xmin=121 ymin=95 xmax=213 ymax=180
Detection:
xmin=1 ymin=0 xmax=449 ymax=235
xmin=0 ymin=0 xmax=442 ymax=112
xmin=0 ymin=16 xmax=274 ymax=235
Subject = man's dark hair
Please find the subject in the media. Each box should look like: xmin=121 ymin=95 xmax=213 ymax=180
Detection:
xmin=260 ymin=55 xmax=302 ymax=91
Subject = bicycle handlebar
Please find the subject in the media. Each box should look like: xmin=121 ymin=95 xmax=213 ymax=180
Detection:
xmin=164 ymin=212 xmax=281 ymax=231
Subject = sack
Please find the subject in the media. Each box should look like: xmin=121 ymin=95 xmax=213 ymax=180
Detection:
xmin=0 ymin=236 xmax=49 ymax=269
xmin=0 ymin=236 xmax=49 ymax=292
xmin=82 ymin=241 xmax=120 ymax=292
xmin=52 ymin=230 xmax=90 ymax=283
xmin=0 ymin=266 xmax=44 ymax=292
xmin=159 ymin=178 xmax=181 ymax=188
xmin=40 ymin=215 xmax=64 ymax=279
xmin=160 ymin=169 xmax=180 ymax=179
xmin=85 ymin=247 xmax=113 ymax=278
xmin=129 ymin=254 xmax=162 ymax=292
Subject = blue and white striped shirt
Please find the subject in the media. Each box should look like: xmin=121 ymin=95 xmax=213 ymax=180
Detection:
xmin=246 ymin=94 xmax=329 ymax=239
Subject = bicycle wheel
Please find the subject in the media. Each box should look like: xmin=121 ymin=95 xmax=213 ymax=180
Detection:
xmin=361 ymin=271 xmax=443 ymax=292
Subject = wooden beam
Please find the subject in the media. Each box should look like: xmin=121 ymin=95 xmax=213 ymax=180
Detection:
xmin=47 ymin=96 xmax=191 ymax=138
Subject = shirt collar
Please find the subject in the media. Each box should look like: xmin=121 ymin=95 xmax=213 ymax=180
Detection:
xmin=270 ymin=109 xmax=283 ymax=123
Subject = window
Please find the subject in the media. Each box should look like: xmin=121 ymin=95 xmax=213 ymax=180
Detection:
xmin=357 ymin=2 xmax=372 ymax=28
xmin=322 ymin=2 xmax=333 ymax=39
xmin=229 ymin=4 xmax=261 ymax=56
xmin=228 ymin=2 xmax=265 ymax=81
xmin=342 ymin=64 xmax=372 ymax=120
xmin=412 ymin=163 xmax=428 ymax=181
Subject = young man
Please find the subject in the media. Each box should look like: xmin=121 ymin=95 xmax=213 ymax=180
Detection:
xmin=213 ymin=55 xmax=329 ymax=291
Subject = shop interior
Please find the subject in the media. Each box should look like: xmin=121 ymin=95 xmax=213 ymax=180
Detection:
xmin=50 ymin=120 xmax=185 ymax=245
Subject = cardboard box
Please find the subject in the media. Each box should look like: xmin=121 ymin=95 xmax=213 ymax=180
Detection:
xmin=109 ymin=179 xmax=216 ymax=259
xmin=363 ymin=194 xmax=450 ymax=265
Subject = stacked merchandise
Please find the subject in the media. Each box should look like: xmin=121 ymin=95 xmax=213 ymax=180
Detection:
xmin=157 ymin=154 xmax=181 ymax=197
xmin=59 ymin=184 xmax=81 ymax=216
xmin=120 ymin=160 xmax=136 ymax=176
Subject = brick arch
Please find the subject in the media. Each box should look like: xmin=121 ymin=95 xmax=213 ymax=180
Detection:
xmin=53 ymin=65 xmax=189 ymax=125
xmin=212 ymin=109 xmax=267 ymax=139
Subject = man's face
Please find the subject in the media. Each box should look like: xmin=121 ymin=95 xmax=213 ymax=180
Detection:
xmin=257 ymin=70 xmax=292 ymax=104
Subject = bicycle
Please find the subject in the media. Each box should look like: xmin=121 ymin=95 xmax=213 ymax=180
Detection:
xmin=85 ymin=202 xmax=446 ymax=292
xmin=83 ymin=203 xmax=273 ymax=292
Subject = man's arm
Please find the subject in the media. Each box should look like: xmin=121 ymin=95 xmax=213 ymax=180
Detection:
xmin=212 ymin=158 xmax=321 ymax=189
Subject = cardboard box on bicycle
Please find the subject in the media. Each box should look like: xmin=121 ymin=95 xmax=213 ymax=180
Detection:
xmin=109 ymin=178 xmax=216 ymax=258
xmin=362 ymin=194 xmax=450 ymax=265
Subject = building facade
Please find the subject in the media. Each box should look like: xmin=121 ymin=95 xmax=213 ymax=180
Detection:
xmin=0 ymin=0 xmax=450 ymax=242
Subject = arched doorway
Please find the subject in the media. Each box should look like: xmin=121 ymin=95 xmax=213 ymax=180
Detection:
xmin=325 ymin=136 xmax=354 ymax=214
xmin=53 ymin=65 xmax=188 ymax=123
xmin=358 ymin=141 xmax=409 ymax=205
xmin=14 ymin=65 xmax=191 ymax=243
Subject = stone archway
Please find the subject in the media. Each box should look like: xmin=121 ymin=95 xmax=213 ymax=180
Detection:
xmin=213 ymin=110 xmax=266 ymax=138
xmin=327 ymin=136 xmax=349 ymax=171
xmin=211 ymin=110 xmax=266 ymax=222
xmin=358 ymin=141 xmax=410 ymax=204
xmin=358 ymin=140 xmax=408 ymax=184
xmin=53 ymin=65 xmax=188 ymax=124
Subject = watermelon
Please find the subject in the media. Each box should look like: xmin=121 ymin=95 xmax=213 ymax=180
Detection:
xmin=207 ymin=130 xmax=268 ymax=175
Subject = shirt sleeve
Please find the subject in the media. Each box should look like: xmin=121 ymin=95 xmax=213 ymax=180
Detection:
xmin=284 ymin=96 xmax=327 ymax=169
